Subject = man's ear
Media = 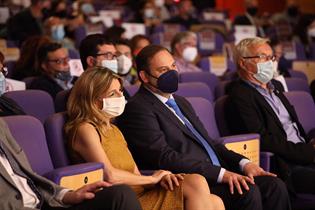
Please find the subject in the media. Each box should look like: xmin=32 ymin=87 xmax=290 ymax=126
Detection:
xmin=86 ymin=56 xmax=96 ymax=68
xmin=41 ymin=62 xmax=50 ymax=74
xmin=139 ymin=70 xmax=149 ymax=83
xmin=239 ymin=58 xmax=246 ymax=70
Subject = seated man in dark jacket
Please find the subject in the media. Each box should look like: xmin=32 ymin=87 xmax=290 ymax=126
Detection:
xmin=227 ymin=36 xmax=315 ymax=195
xmin=117 ymin=44 xmax=291 ymax=210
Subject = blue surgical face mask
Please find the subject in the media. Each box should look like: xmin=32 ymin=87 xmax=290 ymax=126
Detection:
xmin=51 ymin=24 xmax=65 ymax=41
xmin=253 ymin=60 xmax=274 ymax=84
xmin=55 ymin=71 xmax=72 ymax=81
xmin=0 ymin=72 xmax=6 ymax=95
xmin=147 ymin=70 xmax=179 ymax=93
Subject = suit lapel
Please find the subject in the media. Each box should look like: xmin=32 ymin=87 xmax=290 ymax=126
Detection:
xmin=139 ymin=87 xmax=199 ymax=141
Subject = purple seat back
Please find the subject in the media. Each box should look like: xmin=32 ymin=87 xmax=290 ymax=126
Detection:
xmin=214 ymin=80 xmax=231 ymax=99
xmin=74 ymin=26 xmax=87 ymax=49
xmin=289 ymin=70 xmax=308 ymax=81
xmin=55 ymin=89 xmax=71 ymax=113
xmin=285 ymin=78 xmax=310 ymax=93
xmin=3 ymin=90 xmax=55 ymax=123
xmin=214 ymin=95 xmax=231 ymax=136
xmin=284 ymin=91 xmax=315 ymax=135
xmin=3 ymin=115 xmax=54 ymax=175
xmin=68 ymin=49 xmax=80 ymax=59
xmin=179 ymin=72 xmax=219 ymax=96
xmin=44 ymin=112 xmax=70 ymax=168
xmin=125 ymin=85 xmax=139 ymax=97
xmin=177 ymin=82 xmax=214 ymax=102
xmin=186 ymin=97 xmax=220 ymax=139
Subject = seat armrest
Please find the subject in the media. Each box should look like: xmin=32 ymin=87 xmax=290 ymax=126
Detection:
xmin=260 ymin=152 xmax=274 ymax=172
xmin=219 ymin=133 xmax=260 ymax=165
xmin=44 ymin=162 xmax=104 ymax=190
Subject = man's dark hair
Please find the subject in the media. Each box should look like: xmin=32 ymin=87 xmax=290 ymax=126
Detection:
xmin=135 ymin=44 xmax=168 ymax=82
xmin=114 ymin=39 xmax=131 ymax=48
xmin=130 ymin=35 xmax=151 ymax=54
xmin=37 ymin=42 xmax=63 ymax=66
xmin=79 ymin=34 xmax=113 ymax=70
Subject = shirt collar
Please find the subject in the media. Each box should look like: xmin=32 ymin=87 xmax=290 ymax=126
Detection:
xmin=144 ymin=85 xmax=174 ymax=104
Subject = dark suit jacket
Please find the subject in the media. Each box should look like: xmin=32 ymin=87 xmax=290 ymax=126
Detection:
xmin=0 ymin=119 xmax=65 ymax=209
xmin=117 ymin=86 xmax=245 ymax=185
xmin=227 ymin=79 xmax=315 ymax=182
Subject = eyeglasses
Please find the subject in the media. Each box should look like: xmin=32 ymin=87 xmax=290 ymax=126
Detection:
xmin=47 ymin=57 xmax=70 ymax=65
xmin=242 ymin=54 xmax=276 ymax=62
xmin=95 ymin=52 xmax=117 ymax=60
xmin=0 ymin=67 xmax=8 ymax=76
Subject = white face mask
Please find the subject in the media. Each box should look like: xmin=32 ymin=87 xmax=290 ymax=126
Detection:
xmin=273 ymin=60 xmax=279 ymax=77
xmin=254 ymin=60 xmax=274 ymax=84
xmin=182 ymin=46 xmax=198 ymax=62
xmin=308 ymin=27 xmax=315 ymax=38
xmin=117 ymin=55 xmax=132 ymax=75
xmin=101 ymin=59 xmax=118 ymax=74
xmin=101 ymin=96 xmax=126 ymax=117
xmin=154 ymin=0 xmax=165 ymax=7
xmin=144 ymin=8 xmax=155 ymax=19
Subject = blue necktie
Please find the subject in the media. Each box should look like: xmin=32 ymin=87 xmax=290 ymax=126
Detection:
xmin=166 ymin=99 xmax=221 ymax=166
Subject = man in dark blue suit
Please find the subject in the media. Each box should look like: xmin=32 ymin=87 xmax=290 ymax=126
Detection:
xmin=117 ymin=44 xmax=291 ymax=210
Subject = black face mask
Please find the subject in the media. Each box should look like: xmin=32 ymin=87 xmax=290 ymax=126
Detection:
xmin=287 ymin=6 xmax=299 ymax=17
xmin=147 ymin=70 xmax=179 ymax=93
xmin=247 ymin=6 xmax=258 ymax=16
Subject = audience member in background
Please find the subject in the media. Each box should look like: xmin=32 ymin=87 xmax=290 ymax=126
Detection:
xmin=0 ymin=51 xmax=25 ymax=116
xmin=65 ymin=66 xmax=225 ymax=210
xmin=79 ymin=34 xmax=130 ymax=99
xmin=7 ymin=0 xmax=52 ymax=45
xmin=171 ymin=31 xmax=202 ymax=73
xmin=104 ymin=26 xmax=126 ymax=43
xmin=12 ymin=35 xmax=51 ymax=80
xmin=227 ymin=37 xmax=315 ymax=195
xmin=43 ymin=16 xmax=76 ymax=50
xmin=153 ymin=0 xmax=171 ymax=21
xmin=164 ymin=0 xmax=199 ymax=30
xmin=0 ymin=117 xmax=143 ymax=210
xmin=233 ymin=0 xmax=265 ymax=37
xmin=117 ymin=44 xmax=291 ymax=210
xmin=30 ymin=42 xmax=73 ymax=99
xmin=133 ymin=0 xmax=161 ymax=31
xmin=115 ymin=39 xmax=138 ymax=85
xmin=130 ymin=34 xmax=151 ymax=57
xmin=270 ymin=39 xmax=291 ymax=77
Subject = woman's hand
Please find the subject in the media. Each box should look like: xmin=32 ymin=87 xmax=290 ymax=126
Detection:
xmin=151 ymin=170 xmax=172 ymax=184
xmin=159 ymin=173 xmax=185 ymax=191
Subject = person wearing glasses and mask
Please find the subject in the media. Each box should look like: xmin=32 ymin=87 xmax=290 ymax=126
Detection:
xmin=227 ymin=37 xmax=315 ymax=195
xmin=79 ymin=34 xmax=130 ymax=99
xmin=30 ymin=42 xmax=74 ymax=99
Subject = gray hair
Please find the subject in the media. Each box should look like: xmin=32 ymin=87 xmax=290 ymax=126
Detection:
xmin=171 ymin=31 xmax=197 ymax=53
xmin=233 ymin=37 xmax=269 ymax=71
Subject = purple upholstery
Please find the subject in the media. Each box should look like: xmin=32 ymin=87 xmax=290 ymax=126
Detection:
xmin=214 ymin=80 xmax=231 ymax=100
xmin=186 ymin=97 xmax=220 ymax=139
xmin=3 ymin=90 xmax=55 ymax=123
xmin=74 ymin=26 xmax=86 ymax=49
xmin=3 ymin=115 xmax=104 ymax=185
xmin=179 ymin=72 xmax=219 ymax=96
xmin=288 ymin=70 xmax=308 ymax=81
xmin=125 ymin=85 xmax=139 ymax=97
xmin=55 ymin=89 xmax=71 ymax=113
xmin=3 ymin=116 xmax=54 ymax=175
xmin=44 ymin=112 xmax=69 ymax=168
xmin=284 ymin=91 xmax=315 ymax=136
xmin=197 ymin=31 xmax=225 ymax=56
xmin=285 ymin=78 xmax=310 ymax=93
xmin=214 ymin=95 xmax=230 ymax=136
xmin=295 ymin=42 xmax=307 ymax=60
xmin=177 ymin=82 xmax=214 ymax=102
xmin=68 ymin=49 xmax=80 ymax=59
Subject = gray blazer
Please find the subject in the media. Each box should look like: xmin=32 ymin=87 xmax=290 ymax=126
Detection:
xmin=0 ymin=119 xmax=66 ymax=210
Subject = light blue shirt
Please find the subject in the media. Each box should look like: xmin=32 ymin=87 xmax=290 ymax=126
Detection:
xmin=247 ymin=81 xmax=305 ymax=144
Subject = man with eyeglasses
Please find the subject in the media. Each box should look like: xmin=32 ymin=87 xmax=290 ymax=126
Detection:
xmin=30 ymin=42 xmax=73 ymax=99
xmin=227 ymin=37 xmax=315 ymax=195
xmin=79 ymin=34 xmax=130 ymax=99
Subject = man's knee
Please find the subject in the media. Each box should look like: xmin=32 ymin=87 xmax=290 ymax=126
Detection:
xmin=241 ymin=184 xmax=262 ymax=206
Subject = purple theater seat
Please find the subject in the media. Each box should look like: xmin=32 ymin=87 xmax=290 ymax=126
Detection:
xmin=214 ymin=80 xmax=231 ymax=100
xmin=177 ymin=82 xmax=214 ymax=102
xmin=284 ymin=91 xmax=315 ymax=138
xmin=288 ymin=70 xmax=308 ymax=81
xmin=285 ymin=78 xmax=310 ymax=93
xmin=214 ymin=95 xmax=230 ymax=136
xmin=55 ymin=89 xmax=71 ymax=113
xmin=197 ymin=31 xmax=225 ymax=56
xmin=3 ymin=90 xmax=55 ymax=123
xmin=179 ymin=72 xmax=219 ymax=97
xmin=3 ymin=115 xmax=103 ymax=184
xmin=68 ymin=48 xmax=80 ymax=59
xmin=125 ymin=84 xmax=139 ymax=97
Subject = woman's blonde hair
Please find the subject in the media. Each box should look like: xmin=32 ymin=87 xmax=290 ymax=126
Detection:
xmin=65 ymin=66 xmax=122 ymax=141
